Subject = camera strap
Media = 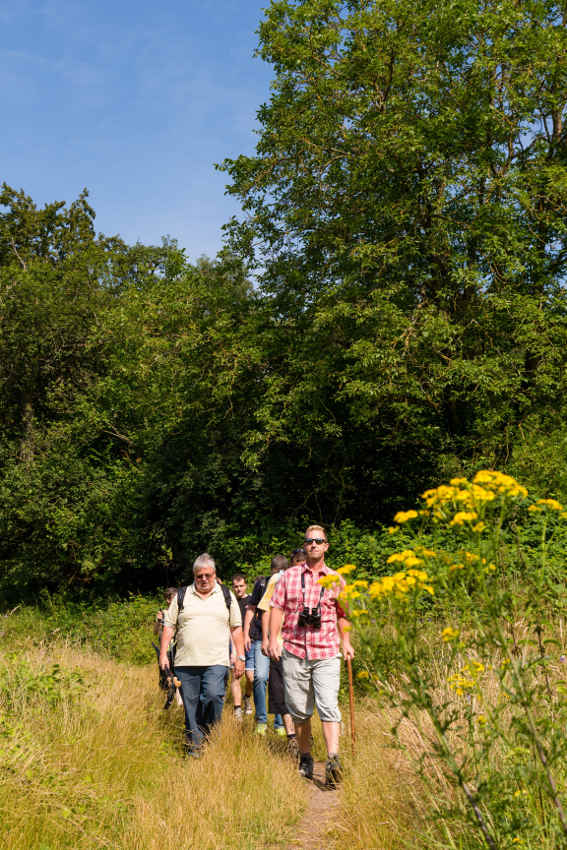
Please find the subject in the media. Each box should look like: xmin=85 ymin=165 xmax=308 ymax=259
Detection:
xmin=301 ymin=569 xmax=325 ymax=610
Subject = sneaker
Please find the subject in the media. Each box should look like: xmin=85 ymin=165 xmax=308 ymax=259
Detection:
xmin=255 ymin=723 xmax=268 ymax=736
xmin=275 ymin=726 xmax=287 ymax=737
xmin=243 ymin=695 xmax=253 ymax=715
xmin=325 ymin=755 xmax=342 ymax=787
xmin=184 ymin=742 xmax=202 ymax=759
xmin=298 ymin=753 xmax=314 ymax=780
xmin=233 ymin=706 xmax=243 ymax=721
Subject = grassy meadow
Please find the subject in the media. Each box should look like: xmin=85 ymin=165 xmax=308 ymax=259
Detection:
xmin=0 ymin=629 xmax=306 ymax=850
xmin=3 ymin=469 xmax=567 ymax=849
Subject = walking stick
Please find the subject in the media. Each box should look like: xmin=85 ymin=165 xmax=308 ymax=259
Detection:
xmin=347 ymin=656 xmax=356 ymax=756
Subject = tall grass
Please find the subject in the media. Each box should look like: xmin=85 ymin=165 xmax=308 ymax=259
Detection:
xmin=0 ymin=642 xmax=306 ymax=850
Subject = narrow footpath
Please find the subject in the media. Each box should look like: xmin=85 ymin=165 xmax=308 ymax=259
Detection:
xmin=289 ymin=762 xmax=340 ymax=850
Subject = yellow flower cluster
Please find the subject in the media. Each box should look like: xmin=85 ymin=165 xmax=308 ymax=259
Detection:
xmin=369 ymin=569 xmax=434 ymax=600
xmin=393 ymin=509 xmax=418 ymax=524
xmin=528 ymin=498 xmax=564 ymax=513
xmin=387 ymin=549 xmax=424 ymax=567
xmin=417 ymin=470 xmax=528 ymax=518
xmin=448 ymin=660 xmax=485 ymax=695
xmin=449 ymin=511 xmax=478 ymax=526
xmin=472 ymin=470 xmax=528 ymax=499
xmin=442 ymin=627 xmax=459 ymax=642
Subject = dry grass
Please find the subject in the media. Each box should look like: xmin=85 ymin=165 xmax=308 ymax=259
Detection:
xmin=0 ymin=643 xmax=306 ymax=850
xmin=328 ymin=700 xmax=463 ymax=850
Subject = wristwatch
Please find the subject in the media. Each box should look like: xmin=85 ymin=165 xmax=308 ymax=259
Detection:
xmin=237 ymin=655 xmax=246 ymax=661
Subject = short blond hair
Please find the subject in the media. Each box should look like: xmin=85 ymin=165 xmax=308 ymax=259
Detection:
xmin=304 ymin=524 xmax=327 ymax=540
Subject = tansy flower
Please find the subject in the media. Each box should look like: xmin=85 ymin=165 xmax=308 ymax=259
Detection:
xmin=442 ymin=627 xmax=459 ymax=642
xmin=336 ymin=564 xmax=356 ymax=575
xmin=450 ymin=511 xmax=478 ymax=526
xmin=393 ymin=509 xmax=418 ymax=524
xmin=357 ymin=670 xmax=370 ymax=679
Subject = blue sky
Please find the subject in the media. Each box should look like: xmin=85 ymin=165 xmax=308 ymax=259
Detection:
xmin=0 ymin=0 xmax=272 ymax=259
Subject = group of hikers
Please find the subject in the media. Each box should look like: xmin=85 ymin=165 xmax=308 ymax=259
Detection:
xmin=154 ymin=524 xmax=355 ymax=787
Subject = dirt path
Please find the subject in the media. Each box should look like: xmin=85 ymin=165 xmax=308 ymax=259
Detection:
xmin=288 ymin=761 xmax=340 ymax=850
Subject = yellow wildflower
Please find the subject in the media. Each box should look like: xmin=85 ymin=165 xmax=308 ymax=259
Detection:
xmin=393 ymin=509 xmax=418 ymax=524
xmin=450 ymin=511 xmax=478 ymax=526
xmin=336 ymin=564 xmax=356 ymax=575
xmin=357 ymin=670 xmax=370 ymax=679
xmin=387 ymin=526 xmax=398 ymax=534
xmin=442 ymin=627 xmax=459 ymax=642
xmin=318 ymin=574 xmax=339 ymax=588
xmin=533 ymin=498 xmax=563 ymax=511
xmin=450 ymin=477 xmax=469 ymax=486
xmin=473 ymin=522 xmax=486 ymax=533
xmin=449 ymin=563 xmax=464 ymax=572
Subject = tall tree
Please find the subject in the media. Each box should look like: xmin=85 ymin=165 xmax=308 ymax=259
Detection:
xmin=221 ymin=0 xmax=567 ymax=514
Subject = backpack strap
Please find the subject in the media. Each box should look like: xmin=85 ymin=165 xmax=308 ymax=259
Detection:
xmin=177 ymin=583 xmax=231 ymax=614
xmin=177 ymin=586 xmax=187 ymax=612
xmin=220 ymin=583 xmax=232 ymax=613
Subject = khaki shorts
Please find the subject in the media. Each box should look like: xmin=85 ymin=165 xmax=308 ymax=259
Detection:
xmin=281 ymin=649 xmax=342 ymax=723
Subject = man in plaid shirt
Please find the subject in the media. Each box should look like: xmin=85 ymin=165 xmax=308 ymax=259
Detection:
xmin=268 ymin=524 xmax=354 ymax=786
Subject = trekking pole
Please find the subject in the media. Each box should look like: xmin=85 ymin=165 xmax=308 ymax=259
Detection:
xmin=347 ymin=657 xmax=356 ymax=756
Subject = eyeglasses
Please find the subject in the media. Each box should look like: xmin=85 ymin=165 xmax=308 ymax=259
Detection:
xmin=196 ymin=573 xmax=215 ymax=580
xmin=304 ymin=538 xmax=326 ymax=545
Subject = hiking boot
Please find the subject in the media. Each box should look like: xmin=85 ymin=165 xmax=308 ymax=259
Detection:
xmin=255 ymin=723 xmax=268 ymax=736
xmin=243 ymin=695 xmax=253 ymax=715
xmin=325 ymin=755 xmax=342 ymax=787
xmin=233 ymin=706 xmax=243 ymax=721
xmin=275 ymin=726 xmax=287 ymax=737
xmin=298 ymin=753 xmax=314 ymax=780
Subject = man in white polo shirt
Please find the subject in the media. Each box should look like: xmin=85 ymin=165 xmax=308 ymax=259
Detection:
xmin=159 ymin=553 xmax=244 ymax=756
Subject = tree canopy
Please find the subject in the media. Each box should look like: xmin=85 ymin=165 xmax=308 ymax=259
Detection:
xmin=2 ymin=0 xmax=567 ymax=603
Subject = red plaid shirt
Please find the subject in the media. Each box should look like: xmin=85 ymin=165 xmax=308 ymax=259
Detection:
xmin=270 ymin=562 xmax=346 ymax=660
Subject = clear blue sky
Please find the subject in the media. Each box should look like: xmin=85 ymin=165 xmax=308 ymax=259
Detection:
xmin=0 ymin=0 xmax=272 ymax=259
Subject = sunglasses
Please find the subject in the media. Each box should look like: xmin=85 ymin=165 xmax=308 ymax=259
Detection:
xmin=304 ymin=537 xmax=326 ymax=545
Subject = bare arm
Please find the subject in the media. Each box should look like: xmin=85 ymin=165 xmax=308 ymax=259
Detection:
xmin=230 ymin=625 xmax=245 ymax=678
xmin=261 ymin=609 xmax=269 ymax=654
xmin=338 ymin=617 xmax=355 ymax=660
xmin=159 ymin=624 xmax=175 ymax=668
xmin=243 ymin=606 xmax=255 ymax=651
xmin=268 ymin=607 xmax=284 ymax=660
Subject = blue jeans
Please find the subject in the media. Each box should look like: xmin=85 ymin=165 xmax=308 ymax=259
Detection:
xmin=175 ymin=665 xmax=228 ymax=750
xmin=252 ymin=640 xmax=270 ymax=724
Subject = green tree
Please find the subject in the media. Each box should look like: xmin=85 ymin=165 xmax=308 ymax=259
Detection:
xmin=221 ymin=0 xmax=567 ymax=517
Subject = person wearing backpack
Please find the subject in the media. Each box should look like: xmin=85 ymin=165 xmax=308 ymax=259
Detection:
xmin=159 ymin=553 xmax=244 ymax=757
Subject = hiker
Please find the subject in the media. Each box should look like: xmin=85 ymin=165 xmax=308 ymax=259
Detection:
xmin=153 ymin=587 xmax=183 ymax=707
xmin=258 ymin=552 xmax=304 ymax=755
xmin=159 ymin=553 xmax=244 ymax=756
xmin=267 ymin=526 xmax=354 ymax=786
xmin=230 ymin=573 xmax=254 ymax=719
xmin=153 ymin=587 xmax=177 ymax=637
xmin=244 ymin=562 xmax=283 ymax=734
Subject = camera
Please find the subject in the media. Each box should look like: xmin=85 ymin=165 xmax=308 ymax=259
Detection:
xmin=298 ymin=606 xmax=321 ymax=629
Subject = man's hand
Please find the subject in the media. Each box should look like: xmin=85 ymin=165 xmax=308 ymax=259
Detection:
xmin=342 ymin=638 xmax=355 ymax=662
xmin=267 ymin=639 xmax=281 ymax=661
xmin=244 ymin=634 xmax=251 ymax=652
xmin=233 ymin=658 xmax=245 ymax=679
xmin=159 ymin=652 xmax=170 ymax=672
xmin=261 ymin=637 xmax=270 ymax=657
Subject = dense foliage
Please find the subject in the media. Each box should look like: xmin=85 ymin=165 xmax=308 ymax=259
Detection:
xmin=2 ymin=0 xmax=567 ymax=603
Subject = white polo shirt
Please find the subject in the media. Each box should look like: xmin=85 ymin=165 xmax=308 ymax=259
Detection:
xmin=164 ymin=583 xmax=242 ymax=667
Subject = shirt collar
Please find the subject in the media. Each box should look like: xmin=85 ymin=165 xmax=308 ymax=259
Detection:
xmin=301 ymin=561 xmax=330 ymax=576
